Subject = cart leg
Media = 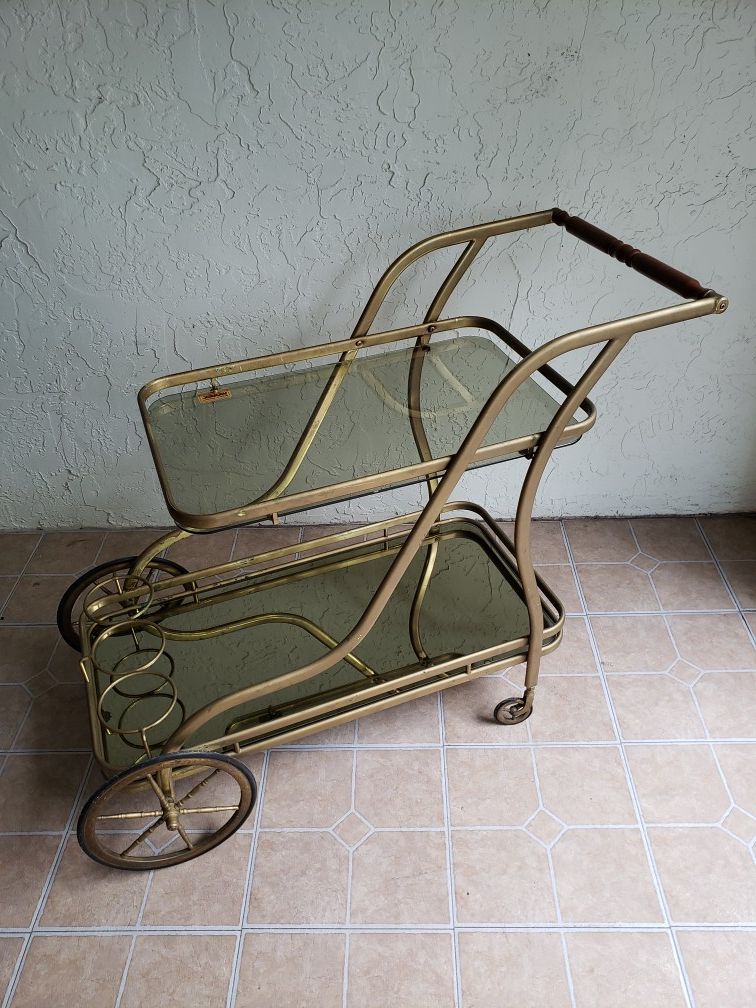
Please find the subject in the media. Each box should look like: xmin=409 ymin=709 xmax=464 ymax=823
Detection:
xmin=130 ymin=527 xmax=193 ymax=578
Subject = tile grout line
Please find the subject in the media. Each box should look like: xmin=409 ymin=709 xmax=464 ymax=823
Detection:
xmin=114 ymin=847 xmax=157 ymax=1007
xmin=0 ymin=532 xmax=44 ymax=777
xmin=1 ymin=754 xmax=95 ymax=1008
xmin=341 ymin=748 xmax=358 ymax=1008
xmin=597 ymin=521 xmax=697 ymax=1006
xmin=227 ymin=748 xmax=269 ymax=1008
xmin=564 ymin=522 xmax=697 ymax=1002
xmin=437 ymin=691 xmax=461 ymax=1008
xmin=525 ymin=610 xmax=578 ymax=1008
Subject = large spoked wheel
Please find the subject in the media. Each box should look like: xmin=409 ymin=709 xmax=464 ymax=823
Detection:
xmin=77 ymin=752 xmax=257 ymax=871
xmin=57 ymin=556 xmax=189 ymax=651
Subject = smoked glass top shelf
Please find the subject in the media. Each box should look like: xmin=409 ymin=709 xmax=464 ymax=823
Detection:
xmin=139 ymin=319 xmax=595 ymax=531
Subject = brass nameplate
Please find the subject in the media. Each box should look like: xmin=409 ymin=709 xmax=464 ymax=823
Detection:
xmin=196 ymin=387 xmax=232 ymax=404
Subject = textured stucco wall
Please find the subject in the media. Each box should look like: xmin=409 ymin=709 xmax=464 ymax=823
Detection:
xmin=1 ymin=0 xmax=754 ymax=529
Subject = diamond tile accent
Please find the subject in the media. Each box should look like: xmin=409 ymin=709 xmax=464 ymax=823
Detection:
xmin=333 ymin=812 xmax=371 ymax=848
xmin=525 ymin=809 xmax=564 ymax=846
xmin=631 ymin=552 xmax=659 ymax=572
xmin=721 ymin=807 xmax=756 ymax=845
xmin=667 ymin=659 xmax=703 ymax=685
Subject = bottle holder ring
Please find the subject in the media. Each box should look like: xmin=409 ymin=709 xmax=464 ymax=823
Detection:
xmin=90 ymin=620 xmax=167 ymax=680
xmin=83 ymin=573 xmax=155 ymax=627
xmin=96 ymin=667 xmax=180 ymax=740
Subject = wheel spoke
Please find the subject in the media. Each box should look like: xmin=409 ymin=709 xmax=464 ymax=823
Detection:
xmin=120 ymin=815 xmax=166 ymax=856
xmin=178 ymin=805 xmax=239 ymax=815
xmin=177 ymin=768 xmax=220 ymax=806
xmin=175 ymin=823 xmax=194 ymax=850
xmin=96 ymin=809 xmax=163 ymax=821
xmin=145 ymin=772 xmax=169 ymax=809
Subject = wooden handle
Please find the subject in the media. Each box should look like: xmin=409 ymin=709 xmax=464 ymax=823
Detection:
xmin=552 ymin=208 xmax=711 ymax=301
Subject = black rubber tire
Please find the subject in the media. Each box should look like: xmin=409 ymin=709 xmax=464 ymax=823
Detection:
xmin=57 ymin=556 xmax=189 ymax=652
xmin=77 ymin=751 xmax=257 ymax=871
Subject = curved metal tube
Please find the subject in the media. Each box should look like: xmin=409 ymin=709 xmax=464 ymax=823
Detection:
xmin=162 ymin=294 xmax=722 ymax=754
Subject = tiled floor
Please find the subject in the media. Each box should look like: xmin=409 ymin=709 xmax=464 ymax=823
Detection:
xmin=0 ymin=516 xmax=754 ymax=1007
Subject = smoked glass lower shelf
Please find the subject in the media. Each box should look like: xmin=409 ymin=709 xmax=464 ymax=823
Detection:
xmin=85 ymin=517 xmax=563 ymax=768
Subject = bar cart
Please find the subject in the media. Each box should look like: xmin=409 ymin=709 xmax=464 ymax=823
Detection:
xmin=58 ymin=207 xmax=728 ymax=869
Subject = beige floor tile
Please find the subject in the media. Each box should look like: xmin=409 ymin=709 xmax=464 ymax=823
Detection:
xmin=350 ymin=830 xmax=449 ymax=924
xmin=237 ymin=932 xmax=345 ymax=1008
xmin=608 ymin=675 xmax=705 ymax=740
xmin=714 ymin=743 xmax=756 ymax=812
xmin=631 ymin=517 xmax=710 ymax=561
xmin=121 ymin=935 xmax=236 ymax=1008
xmin=347 ymin=932 xmax=455 ymax=1008
xmin=0 ymin=627 xmax=59 ymax=684
xmin=41 ymin=834 xmax=148 ymax=927
xmin=745 ymin=611 xmax=756 ymax=635
xmin=0 ymin=938 xmax=23 ymax=1003
xmin=446 ymin=747 xmax=538 ymax=827
xmin=2 ymin=576 xmax=71 ymax=624
xmin=651 ymin=561 xmax=734 ymax=611
xmin=286 ymin=721 xmax=356 ymax=746
xmin=453 ymin=829 xmax=556 ymax=923
xmin=677 ymin=930 xmax=756 ymax=1008
xmin=536 ymin=746 xmax=636 ymax=825
xmin=539 ymin=617 xmax=597 ymax=674
xmin=442 ymin=677 xmax=530 ymax=744
xmin=538 ymin=563 xmax=582 ymax=613
xmin=0 ymin=685 xmax=30 ymax=747
xmin=164 ymin=530 xmax=237 ymax=569
xmin=553 ymin=827 xmax=662 ymax=923
xmin=627 ymin=744 xmax=731 ymax=823
xmin=355 ymin=749 xmax=443 ymax=827
xmin=0 ymin=835 xmax=58 ymax=927
xmin=47 ymin=641 xmax=86 ymax=683
xmin=233 ymin=526 xmax=301 ymax=566
xmin=262 ymin=749 xmax=352 ymax=828
xmin=590 ymin=614 xmax=676 ymax=673
xmin=0 ymin=577 xmax=14 ymax=610
xmin=722 ymin=561 xmax=756 ymax=609
xmin=576 ymin=564 xmax=659 ymax=613
xmin=699 ymin=515 xmax=756 ymax=561
xmin=650 ymin=826 xmax=756 ymax=921
xmin=100 ymin=527 xmax=167 ymax=559
xmin=498 ymin=520 xmax=569 ymax=564
xmin=298 ymin=524 xmax=364 ymax=556
xmin=248 ymin=831 xmax=348 ymax=924
xmin=11 ymin=935 xmax=131 ymax=1008
xmin=26 ymin=531 xmax=104 ymax=575
xmin=458 ymin=931 xmax=571 ymax=1007
xmin=564 ymin=518 xmax=637 ymax=562
xmin=695 ymin=671 xmax=756 ymax=738
xmin=528 ymin=676 xmax=616 ymax=743
xmin=357 ymin=692 xmax=440 ymax=744
xmin=0 ymin=753 xmax=88 ymax=830
xmin=141 ymin=833 xmax=251 ymax=926
xmin=0 ymin=533 xmax=41 ymax=575
xmin=667 ymin=613 xmax=756 ymax=669
xmin=12 ymin=683 xmax=90 ymax=750
xmin=566 ymin=931 xmax=687 ymax=1007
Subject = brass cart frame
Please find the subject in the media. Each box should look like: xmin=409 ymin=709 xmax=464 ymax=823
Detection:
xmin=62 ymin=207 xmax=728 ymax=869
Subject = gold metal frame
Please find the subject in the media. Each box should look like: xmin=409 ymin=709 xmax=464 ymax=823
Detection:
xmin=69 ymin=206 xmax=727 ymax=868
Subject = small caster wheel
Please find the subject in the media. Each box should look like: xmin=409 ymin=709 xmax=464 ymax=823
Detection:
xmin=493 ymin=697 xmax=532 ymax=725
xmin=77 ymin=751 xmax=257 ymax=870
xmin=57 ymin=556 xmax=189 ymax=651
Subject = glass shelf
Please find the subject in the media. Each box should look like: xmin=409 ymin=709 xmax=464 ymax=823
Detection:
xmin=86 ymin=517 xmax=562 ymax=766
xmin=141 ymin=325 xmax=592 ymax=530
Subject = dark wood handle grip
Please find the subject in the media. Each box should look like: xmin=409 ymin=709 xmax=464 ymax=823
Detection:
xmin=552 ymin=208 xmax=711 ymax=301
